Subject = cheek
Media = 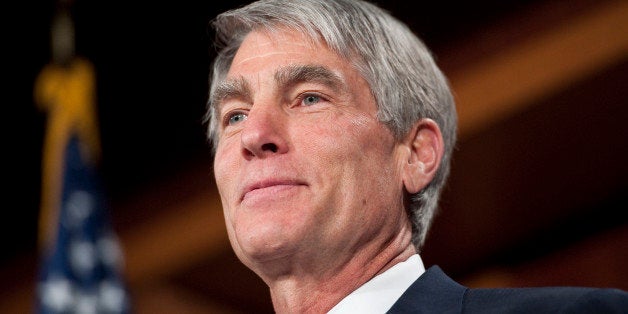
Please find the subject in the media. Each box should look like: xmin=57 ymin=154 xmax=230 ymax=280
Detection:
xmin=213 ymin=150 xmax=229 ymax=192
xmin=213 ymin=147 xmax=249 ymax=256
xmin=213 ymin=144 xmax=241 ymax=209
xmin=340 ymin=118 xmax=400 ymax=199
xmin=302 ymin=112 xmax=397 ymax=192
xmin=328 ymin=113 xmax=395 ymax=163
xmin=214 ymin=135 xmax=240 ymax=173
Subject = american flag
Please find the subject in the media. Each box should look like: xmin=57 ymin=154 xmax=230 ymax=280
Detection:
xmin=34 ymin=10 xmax=130 ymax=309
xmin=36 ymin=136 xmax=130 ymax=314
xmin=34 ymin=4 xmax=130 ymax=311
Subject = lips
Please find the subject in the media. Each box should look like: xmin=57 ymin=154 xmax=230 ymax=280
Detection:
xmin=240 ymin=179 xmax=307 ymax=202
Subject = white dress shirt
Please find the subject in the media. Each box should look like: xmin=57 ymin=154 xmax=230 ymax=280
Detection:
xmin=327 ymin=254 xmax=425 ymax=314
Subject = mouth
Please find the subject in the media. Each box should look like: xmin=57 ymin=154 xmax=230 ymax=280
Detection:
xmin=240 ymin=179 xmax=307 ymax=202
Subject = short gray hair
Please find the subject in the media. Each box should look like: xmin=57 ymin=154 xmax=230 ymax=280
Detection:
xmin=206 ymin=0 xmax=457 ymax=249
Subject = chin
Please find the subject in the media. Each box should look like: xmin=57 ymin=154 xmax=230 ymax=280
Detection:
xmin=234 ymin=223 xmax=302 ymax=265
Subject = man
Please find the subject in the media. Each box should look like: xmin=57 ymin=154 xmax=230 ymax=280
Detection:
xmin=205 ymin=0 xmax=628 ymax=313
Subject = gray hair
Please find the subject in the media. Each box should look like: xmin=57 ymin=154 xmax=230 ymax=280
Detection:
xmin=205 ymin=0 xmax=457 ymax=249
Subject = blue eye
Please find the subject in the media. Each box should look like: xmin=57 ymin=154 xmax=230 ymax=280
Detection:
xmin=228 ymin=112 xmax=247 ymax=125
xmin=302 ymin=95 xmax=321 ymax=106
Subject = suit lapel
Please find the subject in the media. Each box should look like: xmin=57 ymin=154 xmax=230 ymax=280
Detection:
xmin=387 ymin=266 xmax=467 ymax=313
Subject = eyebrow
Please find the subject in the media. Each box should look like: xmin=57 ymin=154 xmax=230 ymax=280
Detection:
xmin=212 ymin=64 xmax=344 ymax=116
xmin=275 ymin=64 xmax=344 ymax=94
xmin=211 ymin=76 xmax=253 ymax=113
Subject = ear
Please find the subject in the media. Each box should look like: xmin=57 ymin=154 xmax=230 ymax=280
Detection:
xmin=401 ymin=119 xmax=444 ymax=194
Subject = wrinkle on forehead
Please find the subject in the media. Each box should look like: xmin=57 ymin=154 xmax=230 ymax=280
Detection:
xmin=229 ymin=28 xmax=321 ymax=69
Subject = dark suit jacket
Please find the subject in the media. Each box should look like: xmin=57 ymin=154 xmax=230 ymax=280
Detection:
xmin=387 ymin=266 xmax=628 ymax=313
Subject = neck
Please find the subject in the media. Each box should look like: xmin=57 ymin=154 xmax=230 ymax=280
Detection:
xmin=264 ymin=228 xmax=416 ymax=314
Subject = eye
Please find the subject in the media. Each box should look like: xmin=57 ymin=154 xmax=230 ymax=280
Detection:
xmin=226 ymin=112 xmax=248 ymax=126
xmin=302 ymin=94 xmax=322 ymax=106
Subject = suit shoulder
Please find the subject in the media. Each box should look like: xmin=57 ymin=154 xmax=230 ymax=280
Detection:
xmin=561 ymin=288 xmax=628 ymax=313
xmin=464 ymin=286 xmax=628 ymax=313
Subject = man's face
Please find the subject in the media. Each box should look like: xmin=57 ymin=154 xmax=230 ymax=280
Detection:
xmin=213 ymin=28 xmax=409 ymax=272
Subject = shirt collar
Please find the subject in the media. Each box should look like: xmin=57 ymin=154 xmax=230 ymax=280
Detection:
xmin=327 ymin=254 xmax=425 ymax=314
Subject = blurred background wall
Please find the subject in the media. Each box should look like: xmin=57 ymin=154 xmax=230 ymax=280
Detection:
xmin=4 ymin=0 xmax=627 ymax=312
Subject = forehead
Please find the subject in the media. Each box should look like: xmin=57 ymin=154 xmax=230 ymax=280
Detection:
xmin=227 ymin=28 xmax=354 ymax=80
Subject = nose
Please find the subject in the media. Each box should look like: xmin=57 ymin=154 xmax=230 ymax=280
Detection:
xmin=240 ymin=105 xmax=288 ymax=159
